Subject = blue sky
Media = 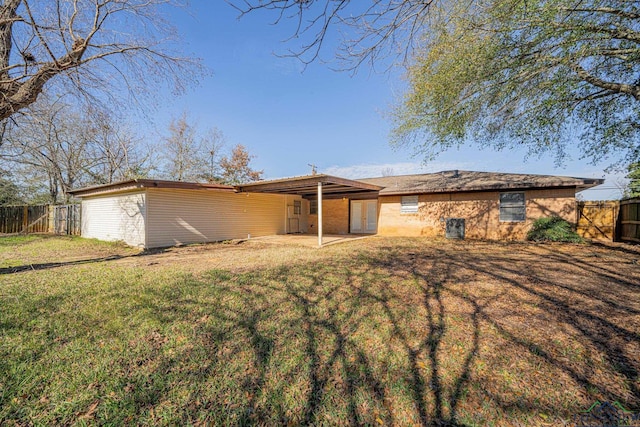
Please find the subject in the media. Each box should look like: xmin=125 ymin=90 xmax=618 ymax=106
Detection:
xmin=148 ymin=2 xmax=626 ymax=200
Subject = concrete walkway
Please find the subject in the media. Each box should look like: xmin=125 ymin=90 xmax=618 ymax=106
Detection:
xmin=251 ymin=233 xmax=375 ymax=247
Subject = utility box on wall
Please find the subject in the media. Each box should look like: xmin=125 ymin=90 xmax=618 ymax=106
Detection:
xmin=445 ymin=218 xmax=465 ymax=239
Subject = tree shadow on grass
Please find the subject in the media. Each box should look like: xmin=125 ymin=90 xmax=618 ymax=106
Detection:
xmin=105 ymin=241 xmax=639 ymax=425
xmin=131 ymin=251 xmax=484 ymax=425
xmin=588 ymin=240 xmax=640 ymax=257
xmin=459 ymin=244 xmax=640 ymax=403
xmin=4 ymin=240 xmax=638 ymax=425
xmin=0 ymin=255 xmax=127 ymax=274
xmin=0 ymin=248 xmax=171 ymax=275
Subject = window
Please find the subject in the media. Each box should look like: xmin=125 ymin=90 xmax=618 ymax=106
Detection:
xmin=500 ymin=192 xmax=525 ymax=222
xmin=401 ymin=195 xmax=419 ymax=213
xmin=293 ymin=200 xmax=301 ymax=215
xmin=310 ymin=200 xmax=318 ymax=215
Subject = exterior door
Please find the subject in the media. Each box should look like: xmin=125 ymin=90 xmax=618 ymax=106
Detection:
xmin=350 ymin=200 xmax=377 ymax=234
xmin=365 ymin=201 xmax=377 ymax=233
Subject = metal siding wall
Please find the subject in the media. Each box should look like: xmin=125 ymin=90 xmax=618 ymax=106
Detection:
xmin=145 ymin=189 xmax=289 ymax=248
xmin=81 ymin=191 xmax=146 ymax=247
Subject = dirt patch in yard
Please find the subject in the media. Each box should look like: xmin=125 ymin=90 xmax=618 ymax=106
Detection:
xmin=111 ymin=239 xmax=328 ymax=273
xmin=4 ymin=234 xmax=639 ymax=277
xmin=111 ymin=236 xmax=640 ymax=275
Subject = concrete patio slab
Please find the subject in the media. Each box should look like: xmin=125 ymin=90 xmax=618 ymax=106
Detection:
xmin=251 ymin=233 xmax=375 ymax=247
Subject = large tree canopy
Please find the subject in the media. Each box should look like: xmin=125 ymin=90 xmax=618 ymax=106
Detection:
xmin=392 ymin=0 xmax=640 ymax=168
xmin=0 ymin=0 xmax=201 ymax=121
xmin=626 ymin=162 xmax=640 ymax=198
xmin=233 ymin=0 xmax=640 ymax=168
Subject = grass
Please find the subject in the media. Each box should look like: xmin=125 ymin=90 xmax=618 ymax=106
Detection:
xmin=1 ymin=235 xmax=639 ymax=425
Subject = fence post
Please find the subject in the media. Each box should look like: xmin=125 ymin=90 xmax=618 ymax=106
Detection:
xmin=48 ymin=205 xmax=54 ymax=233
xmin=614 ymin=202 xmax=620 ymax=242
xmin=22 ymin=205 xmax=28 ymax=233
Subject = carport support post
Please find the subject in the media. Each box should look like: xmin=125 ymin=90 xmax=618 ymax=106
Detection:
xmin=317 ymin=181 xmax=323 ymax=247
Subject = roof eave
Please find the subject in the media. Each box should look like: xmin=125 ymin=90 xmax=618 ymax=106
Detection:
xmin=379 ymin=181 xmax=600 ymax=196
xmin=69 ymin=179 xmax=236 ymax=198
xmin=576 ymin=178 xmax=605 ymax=191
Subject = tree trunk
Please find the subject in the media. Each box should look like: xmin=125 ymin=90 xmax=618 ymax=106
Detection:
xmin=0 ymin=0 xmax=21 ymax=81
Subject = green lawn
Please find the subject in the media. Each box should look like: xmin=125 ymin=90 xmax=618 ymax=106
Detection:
xmin=1 ymin=235 xmax=639 ymax=425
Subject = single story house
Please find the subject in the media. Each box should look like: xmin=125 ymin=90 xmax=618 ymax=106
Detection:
xmin=68 ymin=170 xmax=603 ymax=248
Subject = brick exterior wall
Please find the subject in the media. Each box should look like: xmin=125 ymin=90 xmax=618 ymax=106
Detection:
xmin=308 ymin=198 xmax=350 ymax=235
xmin=376 ymin=188 xmax=577 ymax=240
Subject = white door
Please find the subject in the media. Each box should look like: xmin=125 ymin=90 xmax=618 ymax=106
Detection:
xmin=351 ymin=201 xmax=362 ymax=233
xmin=351 ymin=200 xmax=377 ymax=234
xmin=366 ymin=201 xmax=377 ymax=233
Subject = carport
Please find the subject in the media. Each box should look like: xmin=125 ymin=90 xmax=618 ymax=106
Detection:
xmin=237 ymin=175 xmax=382 ymax=246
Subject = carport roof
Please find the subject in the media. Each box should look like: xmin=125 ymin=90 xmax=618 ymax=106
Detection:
xmin=236 ymin=174 xmax=383 ymax=197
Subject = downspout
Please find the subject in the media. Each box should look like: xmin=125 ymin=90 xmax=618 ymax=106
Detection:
xmin=318 ymin=182 xmax=323 ymax=247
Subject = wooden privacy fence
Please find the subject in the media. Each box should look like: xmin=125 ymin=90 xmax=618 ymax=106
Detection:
xmin=0 ymin=205 xmax=50 ymax=234
xmin=0 ymin=204 xmax=80 ymax=235
xmin=577 ymin=199 xmax=640 ymax=243
xmin=619 ymin=198 xmax=640 ymax=243
xmin=53 ymin=204 xmax=81 ymax=236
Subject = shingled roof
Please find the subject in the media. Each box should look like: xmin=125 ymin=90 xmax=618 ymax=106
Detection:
xmin=358 ymin=170 xmax=603 ymax=196
xmin=69 ymin=170 xmax=604 ymax=199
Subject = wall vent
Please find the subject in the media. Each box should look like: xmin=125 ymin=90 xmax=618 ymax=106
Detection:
xmin=445 ymin=218 xmax=465 ymax=239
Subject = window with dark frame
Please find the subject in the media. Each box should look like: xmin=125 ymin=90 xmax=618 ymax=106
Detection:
xmin=310 ymin=200 xmax=318 ymax=215
xmin=293 ymin=200 xmax=301 ymax=215
xmin=499 ymin=192 xmax=526 ymax=222
xmin=401 ymin=195 xmax=419 ymax=213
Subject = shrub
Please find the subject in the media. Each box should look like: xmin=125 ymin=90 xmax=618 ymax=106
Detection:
xmin=526 ymin=216 xmax=584 ymax=243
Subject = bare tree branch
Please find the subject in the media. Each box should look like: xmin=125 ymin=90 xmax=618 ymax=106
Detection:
xmin=559 ymin=6 xmax=640 ymax=20
xmin=1 ymin=95 xmax=153 ymax=202
xmin=0 ymin=0 xmax=203 ymax=121
xmin=228 ymin=0 xmax=444 ymax=72
xmin=571 ymin=63 xmax=640 ymax=100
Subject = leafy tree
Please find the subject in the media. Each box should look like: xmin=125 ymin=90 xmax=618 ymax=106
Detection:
xmin=0 ymin=169 xmax=23 ymax=205
xmin=625 ymin=163 xmax=640 ymax=198
xmin=219 ymin=144 xmax=263 ymax=185
xmin=234 ymin=0 xmax=640 ymax=168
xmin=0 ymin=0 xmax=202 ymax=122
xmin=392 ymin=0 xmax=640 ymax=169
